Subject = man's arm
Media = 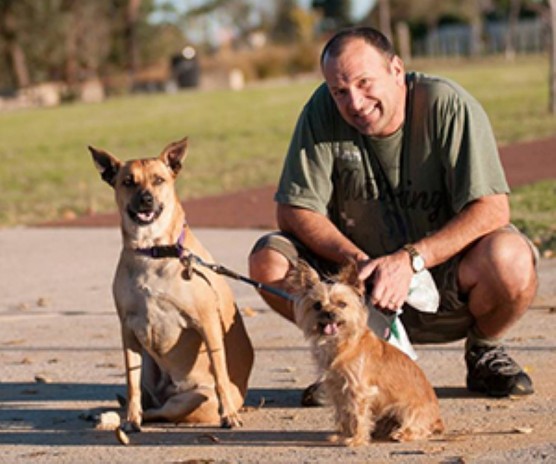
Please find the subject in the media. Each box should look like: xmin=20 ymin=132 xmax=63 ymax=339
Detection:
xmin=277 ymin=203 xmax=368 ymax=264
xmin=415 ymin=193 xmax=510 ymax=268
xmin=360 ymin=193 xmax=510 ymax=310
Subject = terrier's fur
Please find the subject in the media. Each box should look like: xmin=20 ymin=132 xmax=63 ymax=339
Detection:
xmin=287 ymin=260 xmax=444 ymax=446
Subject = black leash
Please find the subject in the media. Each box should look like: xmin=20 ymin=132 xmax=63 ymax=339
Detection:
xmin=181 ymin=251 xmax=393 ymax=340
xmin=133 ymin=223 xmax=293 ymax=301
xmin=134 ymin=234 xmax=394 ymax=340
xmin=180 ymin=252 xmax=294 ymax=302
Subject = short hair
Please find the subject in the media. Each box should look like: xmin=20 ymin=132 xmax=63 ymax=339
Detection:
xmin=320 ymin=27 xmax=396 ymax=68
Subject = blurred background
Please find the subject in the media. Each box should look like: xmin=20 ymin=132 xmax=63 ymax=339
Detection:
xmin=0 ymin=0 xmax=554 ymax=255
xmin=0 ymin=0 xmax=554 ymax=108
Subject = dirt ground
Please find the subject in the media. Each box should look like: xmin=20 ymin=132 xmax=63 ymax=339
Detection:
xmin=1 ymin=136 xmax=555 ymax=463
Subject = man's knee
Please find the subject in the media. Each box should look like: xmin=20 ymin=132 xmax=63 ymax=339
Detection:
xmin=248 ymin=245 xmax=290 ymax=283
xmin=459 ymin=228 xmax=537 ymax=299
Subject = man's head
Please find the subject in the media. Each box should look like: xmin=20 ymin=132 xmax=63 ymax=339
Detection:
xmin=321 ymin=27 xmax=406 ymax=137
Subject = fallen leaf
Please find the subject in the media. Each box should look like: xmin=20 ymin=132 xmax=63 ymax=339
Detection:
xmin=513 ymin=426 xmax=533 ymax=434
xmin=115 ymin=426 xmax=130 ymax=446
xmin=195 ymin=433 xmax=220 ymax=444
xmin=242 ymin=306 xmax=257 ymax=317
xmin=3 ymin=339 xmax=25 ymax=346
xmin=36 ymin=297 xmax=51 ymax=307
xmin=35 ymin=374 xmax=52 ymax=384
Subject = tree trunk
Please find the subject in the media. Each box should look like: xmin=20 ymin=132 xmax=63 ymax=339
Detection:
xmin=378 ymin=0 xmax=392 ymax=42
xmin=550 ymin=0 xmax=556 ymax=114
xmin=0 ymin=2 xmax=31 ymax=88
xmin=469 ymin=0 xmax=483 ymax=57
xmin=396 ymin=21 xmax=411 ymax=63
xmin=505 ymin=0 xmax=521 ymax=60
xmin=62 ymin=0 xmax=79 ymax=88
xmin=125 ymin=0 xmax=141 ymax=90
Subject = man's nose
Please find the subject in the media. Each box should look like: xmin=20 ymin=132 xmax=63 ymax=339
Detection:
xmin=346 ymin=88 xmax=364 ymax=111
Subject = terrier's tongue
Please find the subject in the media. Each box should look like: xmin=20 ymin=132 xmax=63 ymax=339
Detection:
xmin=324 ymin=323 xmax=338 ymax=336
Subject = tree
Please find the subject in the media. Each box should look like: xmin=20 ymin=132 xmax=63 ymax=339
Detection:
xmin=0 ymin=0 xmax=30 ymax=88
xmin=377 ymin=0 xmax=393 ymax=41
xmin=550 ymin=0 xmax=556 ymax=113
xmin=312 ymin=0 xmax=352 ymax=32
xmin=504 ymin=0 xmax=522 ymax=59
xmin=272 ymin=0 xmax=299 ymax=43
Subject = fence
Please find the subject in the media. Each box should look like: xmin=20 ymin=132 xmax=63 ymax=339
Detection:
xmin=412 ymin=18 xmax=548 ymax=57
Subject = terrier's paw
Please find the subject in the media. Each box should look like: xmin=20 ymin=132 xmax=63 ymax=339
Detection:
xmin=221 ymin=411 xmax=243 ymax=428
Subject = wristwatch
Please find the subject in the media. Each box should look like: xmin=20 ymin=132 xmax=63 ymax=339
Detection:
xmin=403 ymin=244 xmax=425 ymax=273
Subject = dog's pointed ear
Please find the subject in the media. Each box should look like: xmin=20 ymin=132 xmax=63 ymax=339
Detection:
xmin=88 ymin=146 xmax=121 ymax=188
xmin=337 ymin=259 xmax=364 ymax=295
xmin=160 ymin=137 xmax=188 ymax=176
xmin=285 ymin=259 xmax=320 ymax=295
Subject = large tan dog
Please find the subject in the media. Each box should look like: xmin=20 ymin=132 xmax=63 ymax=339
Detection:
xmin=89 ymin=137 xmax=254 ymax=430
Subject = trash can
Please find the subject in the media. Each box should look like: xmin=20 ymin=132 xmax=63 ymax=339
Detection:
xmin=170 ymin=46 xmax=200 ymax=88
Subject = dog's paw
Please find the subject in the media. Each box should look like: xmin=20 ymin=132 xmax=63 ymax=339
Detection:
xmin=327 ymin=433 xmax=342 ymax=444
xmin=121 ymin=419 xmax=142 ymax=434
xmin=220 ymin=412 xmax=243 ymax=428
xmin=344 ymin=435 xmax=369 ymax=447
xmin=391 ymin=427 xmax=428 ymax=442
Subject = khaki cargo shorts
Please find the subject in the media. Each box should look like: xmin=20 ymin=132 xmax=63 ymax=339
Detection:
xmin=251 ymin=224 xmax=539 ymax=344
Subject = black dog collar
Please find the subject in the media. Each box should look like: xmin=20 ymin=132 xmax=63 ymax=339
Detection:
xmin=135 ymin=223 xmax=187 ymax=259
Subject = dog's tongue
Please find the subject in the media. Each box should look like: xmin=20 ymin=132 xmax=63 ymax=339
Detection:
xmin=137 ymin=211 xmax=155 ymax=222
xmin=323 ymin=322 xmax=339 ymax=336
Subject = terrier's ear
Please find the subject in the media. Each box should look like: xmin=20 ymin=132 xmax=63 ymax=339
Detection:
xmin=88 ymin=146 xmax=122 ymax=188
xmin=285 ymin=259 xmax=320 ymax=294
xmin=160 ymin=136 xmax=188 ymax=176
xmin=337 ymin=259 xmax=364 ymax=296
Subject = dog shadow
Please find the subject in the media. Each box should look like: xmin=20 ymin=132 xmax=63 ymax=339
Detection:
xmin=0 ymin=382 xmax=321 ymax=447
xmin=434 ymin=386 xmax=477 ymax=399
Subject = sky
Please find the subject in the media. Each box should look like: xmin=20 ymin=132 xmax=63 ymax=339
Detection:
xmin=295 ymin=0 xmax=376 ymax=21
xmin=156 ymin=0 xmax=377 ymax=22
xmin=152 ymin=0 xmax=378 ymax=46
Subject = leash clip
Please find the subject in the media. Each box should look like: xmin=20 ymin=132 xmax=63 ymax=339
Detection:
xmin=179 ymin=250 xmax=194 ymax=280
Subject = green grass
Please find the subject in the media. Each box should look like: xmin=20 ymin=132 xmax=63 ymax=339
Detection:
xmin=510 ymin=180 xmax=556 ymax=257
xmin=0 ymin=54 xmax=555 ymax=243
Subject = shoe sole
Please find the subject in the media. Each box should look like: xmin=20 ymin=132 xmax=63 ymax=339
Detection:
xmin=467 ymin=378 xmax=534 ymax=397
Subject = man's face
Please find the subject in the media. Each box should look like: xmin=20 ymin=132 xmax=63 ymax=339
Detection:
xmin=322 ymin=38 xmax=406 ymax=137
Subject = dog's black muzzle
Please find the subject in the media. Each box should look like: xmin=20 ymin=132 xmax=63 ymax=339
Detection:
xmin=127 ymin=190 xmax=163 ymax=226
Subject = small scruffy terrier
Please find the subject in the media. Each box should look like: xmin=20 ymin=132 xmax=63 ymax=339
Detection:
xmin=286 ymin=260 xmax=444 ymax=446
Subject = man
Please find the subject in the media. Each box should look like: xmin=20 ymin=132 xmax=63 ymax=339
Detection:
xmin=249 ymin=27 xmax=538 ymax=402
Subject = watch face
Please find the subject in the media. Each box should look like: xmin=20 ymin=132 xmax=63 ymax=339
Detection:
xmin=413 ymin=255 xmax=425 ymax=272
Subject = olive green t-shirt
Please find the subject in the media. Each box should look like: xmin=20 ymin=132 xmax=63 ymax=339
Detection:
xmin=275 ymin=72 xmax=509 ymax=258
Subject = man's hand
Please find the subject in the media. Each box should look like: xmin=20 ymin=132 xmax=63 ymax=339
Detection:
xmin=358 ymin=250 xmax=414 ymax=312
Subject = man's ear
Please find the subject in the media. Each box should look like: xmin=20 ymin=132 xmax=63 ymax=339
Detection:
xmin=390 ymin=55 xmax=405 ymax=85
xmin=88 ymin=146 xmax=122 ymax=188
xmin=160 ymin=136 xmax=188 ymax=176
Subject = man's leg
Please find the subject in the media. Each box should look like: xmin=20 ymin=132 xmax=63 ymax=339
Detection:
xmin=248 ymin=245 xmax=294 ymax=322
xmin=248 ymin=232 xmax=332 ymax=406
xmin=458 ymin=227 xmax=538 ymax=396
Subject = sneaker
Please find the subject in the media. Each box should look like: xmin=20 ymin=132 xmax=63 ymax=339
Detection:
xmin=300 ymin=380 xmax=328 ymax=407
xmin=465 ymin=344 xmax=534 ymax=397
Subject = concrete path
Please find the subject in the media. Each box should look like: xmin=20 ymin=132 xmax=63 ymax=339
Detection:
xmin=1 ymin=227 xmax=555 ymax=463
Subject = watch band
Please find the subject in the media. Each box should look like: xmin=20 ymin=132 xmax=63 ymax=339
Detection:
xmin=403 ymin=244 xmax=425 ymax=273
xmin=403 ymin=244 xmax=419 ymax=259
